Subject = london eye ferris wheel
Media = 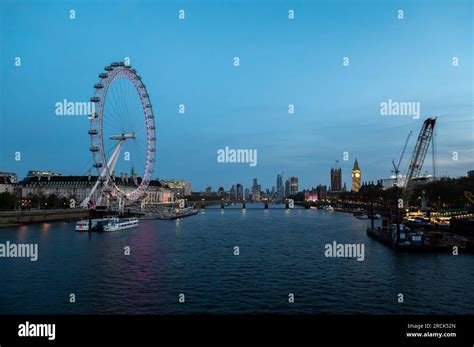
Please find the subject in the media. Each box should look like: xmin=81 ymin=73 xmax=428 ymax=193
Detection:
xmin=81 ymin=62 xmax=156 ymax=208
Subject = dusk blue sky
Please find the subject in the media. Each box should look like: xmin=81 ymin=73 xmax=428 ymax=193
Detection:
xmin=0 ymin=0 xmax=472 ymax=191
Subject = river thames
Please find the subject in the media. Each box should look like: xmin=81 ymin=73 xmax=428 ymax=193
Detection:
xmin=0 ymin=205 xmax=473 ymax=315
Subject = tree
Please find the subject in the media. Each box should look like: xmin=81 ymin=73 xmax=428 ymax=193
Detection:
xmin=45 ymin=194 xmax=59 ymax=209
xmin=0 ymin=192 xmax=15 ymax=210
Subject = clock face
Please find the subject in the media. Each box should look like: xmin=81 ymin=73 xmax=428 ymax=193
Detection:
xmin=355 ymin=173 xmax=360 ymax=178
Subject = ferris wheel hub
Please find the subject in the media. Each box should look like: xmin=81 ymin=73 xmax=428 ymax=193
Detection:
xmin=110 ymin=133 xmax=136 ymax=141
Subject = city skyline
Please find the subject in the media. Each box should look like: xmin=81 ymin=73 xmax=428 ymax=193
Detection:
xmin=1 ymin=0 xmax=472 ymax=191
xmin=0 ymin=151 xmax=470 ymax=195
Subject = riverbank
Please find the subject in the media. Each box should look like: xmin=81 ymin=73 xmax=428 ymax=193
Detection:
xmin=0 ymin=209 xmax=89 ymax=227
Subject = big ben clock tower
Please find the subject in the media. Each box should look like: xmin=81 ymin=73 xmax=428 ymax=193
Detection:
xmin=352 ymin=159 xmax=361 ymax=192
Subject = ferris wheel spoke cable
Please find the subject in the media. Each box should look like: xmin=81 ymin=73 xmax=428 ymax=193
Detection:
xmin=121 ymin=78 xmax=137 ymax=135
xmin=108 ymin=79 xmax=128 ymax=129
xmin=115 ymin=78 xmax=130 ymax=131
xmin=102 ymin=112 xmax=122 ymax=141
xmin=120 ymin=81 xmax=135 ymax=135
xmin=130 ymin=138 xmax=146 ymax=174
xmin=109 ymin=83 xmax=128 ymax=133
xmin=106 ymin=105 xmax=126 ymax=136
xmin=102 ymin=90 xmax=123 ymax=135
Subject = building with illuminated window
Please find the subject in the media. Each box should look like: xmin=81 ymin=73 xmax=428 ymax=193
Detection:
xmin=159 ymin=179 xmax=192 ymax=197
xmin=289 ymin=177 xmax=298 ymax=195
xmin=19 ymin=172 xmax=173 ymax=205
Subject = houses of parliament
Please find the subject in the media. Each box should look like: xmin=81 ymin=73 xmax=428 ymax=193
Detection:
xmin=330 ymin=159 xmax=362 ymax=193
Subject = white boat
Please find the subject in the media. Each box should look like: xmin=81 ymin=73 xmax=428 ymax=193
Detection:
xmin=103 ymin=218 xmax=139 ymax=231
xmin=354 ymin=213 xmax=381 ymax=220
xmin=75 ymin=220 xmax=90 ymax=231
xmin=354 ymin=213 xmax=367 ymax=219
xmin=143 ymin=203 xmax=199 ymax=220
xmin=75 ymin=218 xmax=110 ymax=231
xmin=323 ymin=205 xmax=334 ymax=212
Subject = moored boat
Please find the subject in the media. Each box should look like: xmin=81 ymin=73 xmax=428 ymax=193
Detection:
xmin=354 ymin=212 xmax=368 ymax=219
xmin=75 ymin=218 xmax=111 ymax=231
xmin=103 ymin=218 xmax=139 ymax=231
xmin=354 ymin=212 xmax=382 ymax=220
xmin=143 ymin=204 xmax=199 ymax=220
xmin=155 ymin=206 xmax=199 ymax=220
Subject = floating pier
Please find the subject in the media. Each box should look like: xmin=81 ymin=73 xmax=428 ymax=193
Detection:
xmin=367 ymin=224 xmax=473 ymax=253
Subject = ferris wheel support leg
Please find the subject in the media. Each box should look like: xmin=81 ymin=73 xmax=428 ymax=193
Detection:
xmin=118 ymin=197 xmax=124 ymax=213
xmin=80 ymin=140 xmax=126 ymax=208
xmin=81 ymin=179 xmax=102 ymax=208
xmin=107 ymin=139 xmax=126 ymax=177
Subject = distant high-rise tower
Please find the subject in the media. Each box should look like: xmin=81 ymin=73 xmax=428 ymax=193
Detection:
xmin=330 ymin=162 xmax=342 ymax=192
xmin=236 ymin=183 xmax=244 ymax=200
xmin=351 ymin=159 xmax=361 ymax=192
xmin=252 ymin=178 xmax=261 ymax=201
xmin=276 ymin=173 xmax=284 ymax=198
xmin=289 ymin=177 xmax=298 ymax=195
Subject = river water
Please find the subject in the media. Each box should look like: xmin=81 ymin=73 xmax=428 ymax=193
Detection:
xmin=0 ymin=205 xmax=472 ymax=314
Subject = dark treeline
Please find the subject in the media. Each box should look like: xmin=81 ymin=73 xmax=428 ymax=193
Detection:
xmin=0 ymin=192 xmax=71 ymax=210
